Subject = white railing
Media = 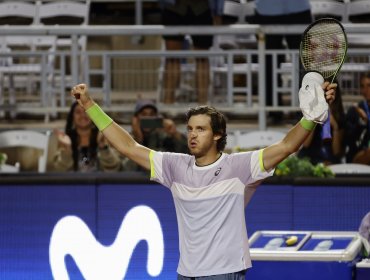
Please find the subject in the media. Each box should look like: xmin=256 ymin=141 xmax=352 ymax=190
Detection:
xmin=0 ymin=24 xmax=369 ymax=129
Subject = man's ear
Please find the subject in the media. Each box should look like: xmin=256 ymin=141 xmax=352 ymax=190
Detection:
xmin=213 ymin=134 xmax=222 ymax=141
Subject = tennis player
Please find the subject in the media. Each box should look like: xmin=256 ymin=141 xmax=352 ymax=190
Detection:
xmin=71 ymin=72 xmax=336 ymax=279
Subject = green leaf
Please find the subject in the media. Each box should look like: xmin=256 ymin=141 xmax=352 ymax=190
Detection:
xmin=275 ymin=155 xmax=335 ymax=178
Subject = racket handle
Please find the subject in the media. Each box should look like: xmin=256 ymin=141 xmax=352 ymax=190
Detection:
xmin=321 ymin=112 xmax=331 ymax=141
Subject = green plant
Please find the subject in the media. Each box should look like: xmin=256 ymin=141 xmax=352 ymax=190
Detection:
xmin=0 ymin=153 xmax=7 ymax=165
xmin=275 ymin=155 xmax=334 ymax=178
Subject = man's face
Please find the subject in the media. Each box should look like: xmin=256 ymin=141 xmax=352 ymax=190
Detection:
xmin=186 ymin=114 xmax=218 ymax=158
xmin=360 ymin=77 xmax=370 ymax=102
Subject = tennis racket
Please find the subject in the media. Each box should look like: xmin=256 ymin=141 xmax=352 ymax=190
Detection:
xmin=299 ymin=17 xmax=347 ymax=140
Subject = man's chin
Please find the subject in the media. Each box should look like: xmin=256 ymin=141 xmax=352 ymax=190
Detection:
xmin=189 ymin=150 xmax=204 ymax=158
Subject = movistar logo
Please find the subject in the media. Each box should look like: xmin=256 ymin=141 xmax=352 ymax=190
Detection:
xmin=49 ymin=205 xmax=164 ymax=280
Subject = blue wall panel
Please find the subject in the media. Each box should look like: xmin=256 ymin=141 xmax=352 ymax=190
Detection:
xmin=0 ymin=185 xmax=96 ymax=280
xmin=246 ymin=184 xmax=293 ymax=236
xmin=0 ymin=180 xmax=368 ymax=279
xmin=293 ymin=185 xmax=370 ymax=231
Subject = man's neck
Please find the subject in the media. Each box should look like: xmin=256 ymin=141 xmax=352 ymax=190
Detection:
xmin=195 ymin=152 xmax=222 ymax=167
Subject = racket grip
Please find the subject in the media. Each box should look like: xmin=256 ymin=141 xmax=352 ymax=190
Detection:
xmin=321 ymin=112 xmax=331 ymax=141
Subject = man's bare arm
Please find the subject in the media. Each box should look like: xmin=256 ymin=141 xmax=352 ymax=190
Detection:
xmin=263 ymin=123 xmax=311 ymax=171
xmin=263 ymin=78 xmax=337 ymax=171
xmin=71 ymin=84 xmax=152 ymax=170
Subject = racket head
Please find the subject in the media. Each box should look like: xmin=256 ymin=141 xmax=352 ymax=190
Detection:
xmin=300 ymin=17 xmax=348 ymax=81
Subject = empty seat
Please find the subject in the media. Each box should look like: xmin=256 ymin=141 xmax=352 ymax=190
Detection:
xmin=0 ymin=129 xmax=51 ymax=173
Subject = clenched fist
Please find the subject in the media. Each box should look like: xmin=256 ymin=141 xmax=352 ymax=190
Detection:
xmin=71 ymin=84 xmax=94 ymax=110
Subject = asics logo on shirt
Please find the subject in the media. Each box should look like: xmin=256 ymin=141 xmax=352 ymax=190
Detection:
xmin=215 ymin=167 xmax=222 ymax=176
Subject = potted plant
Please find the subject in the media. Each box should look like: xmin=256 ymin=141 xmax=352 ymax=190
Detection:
xmin=275 ymin=155 xmax=334 ymax=178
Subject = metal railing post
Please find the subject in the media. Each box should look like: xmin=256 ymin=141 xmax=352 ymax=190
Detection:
xmin=258 ymin=28 xmax=266 ymax=130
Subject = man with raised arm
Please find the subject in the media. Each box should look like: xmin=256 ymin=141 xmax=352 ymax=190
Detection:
xmin=71 ymin=71 xmax=336 ymax=279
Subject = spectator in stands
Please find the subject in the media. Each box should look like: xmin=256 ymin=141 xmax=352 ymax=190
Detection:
xmin=159 ymin=0 xmax=224 ymax=104
xmin=133 ymin=99 xmax=188 ymax=151
xmin=345 ymin=72 xmax=370 ymax=164
xmin=53 ymin=102 xmax=121 ymax=172
xmin=252 ymin=0 xmax=312 ymax=123
xmin=297 ymin=84 xmax=345 ymax=165
xmin=123 ymin=99 xmax=188 ymax=171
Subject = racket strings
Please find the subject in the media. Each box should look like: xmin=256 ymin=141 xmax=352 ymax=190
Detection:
xmin=301 ymin=21 xmax=347 ymax=78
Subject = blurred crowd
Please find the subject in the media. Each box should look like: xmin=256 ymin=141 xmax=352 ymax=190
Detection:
xmin=1 ymin=0 xmax=370 ymax=172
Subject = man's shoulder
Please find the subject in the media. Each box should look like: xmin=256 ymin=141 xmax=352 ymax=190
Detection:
xmin=159 ymin=151 xmax=193 ymax=160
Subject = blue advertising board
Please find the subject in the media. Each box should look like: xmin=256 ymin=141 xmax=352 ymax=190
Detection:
xmin=0 ymin=177 xmax=369 ymax=279
xmin=0 ymin=183 xmax=178 ymax=279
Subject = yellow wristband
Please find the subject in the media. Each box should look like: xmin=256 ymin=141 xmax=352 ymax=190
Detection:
xmin=300 ymin=117 xmax=316 ymax=131
xmin=85 ymin=103 xmax=113 ymax=131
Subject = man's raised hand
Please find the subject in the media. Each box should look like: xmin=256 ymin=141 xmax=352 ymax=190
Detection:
xmin=71 ymin=84 xmax=94 ymax=109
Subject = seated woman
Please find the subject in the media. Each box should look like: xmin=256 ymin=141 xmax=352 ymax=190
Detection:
xmin=53 ymin=102 xmax=121 ymax=172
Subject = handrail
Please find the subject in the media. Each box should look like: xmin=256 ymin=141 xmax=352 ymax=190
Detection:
xmin=1 ymin=23 xmax=370 ymax=128
xmin=0 ymin=23 xmax=369 ymax=36
xmin=0 ymin=24 xmax=260 ymax=36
